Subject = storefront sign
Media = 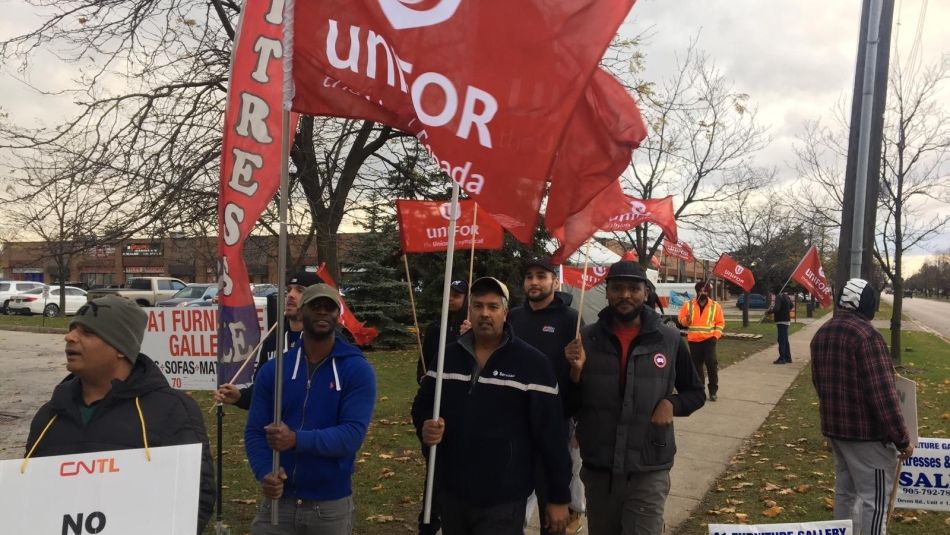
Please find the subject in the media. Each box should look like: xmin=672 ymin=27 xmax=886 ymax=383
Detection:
xmin=123 ymin=243 xmax=163 ymax=256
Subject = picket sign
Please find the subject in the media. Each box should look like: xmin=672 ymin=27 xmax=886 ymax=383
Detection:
xmin=708 ymin=519 xmax=851 ymax=535
xmin=0 ymin=444 xmax=201 ymax=534
xmin=895 ymin=376 xmax=918 ymax=447
xmin=895 ymin=437 xmax=950 ymax=512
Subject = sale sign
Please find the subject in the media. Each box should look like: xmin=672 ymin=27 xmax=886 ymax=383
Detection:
xmin=141 ymin=306 xmax=267 ymax=390
xmin=1 ymin=445 xmax=201 ymax=534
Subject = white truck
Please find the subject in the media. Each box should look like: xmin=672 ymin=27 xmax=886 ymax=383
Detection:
xmin=86 ymin=277 xmax=187 ymax=306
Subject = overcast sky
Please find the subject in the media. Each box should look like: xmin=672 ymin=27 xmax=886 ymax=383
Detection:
xmin=0 ymin=1 xmax=947 ymax=273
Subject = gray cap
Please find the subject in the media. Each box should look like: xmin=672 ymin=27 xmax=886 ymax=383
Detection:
xmin=300 ymin=284 xmax=341 ymax=307
xmin=71 ymin=295 xmax=148 ymax=363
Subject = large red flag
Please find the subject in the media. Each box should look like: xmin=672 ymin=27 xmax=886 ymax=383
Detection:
xmin=316 ymin=265 xmax=380 ymax=347
xmin=547 ymin=68 xmax=648 ymax=262
xmin=217 ymin=0 xmax=287 ymax=374
xmin=290 ymin=1 xmax=637 ymax=244
xmin=600 ymin=195 xmax=678 ymax=242
xmin=561 ymin=265 xmax=609 ymax=291
xmin=662 ymin=238 xmax=695 ymax=262
xmin=713 ymin=254 xmax=756 ymax=293
xmin=396 ymin=199 xmax=504 ymax=253
xmin=791 ymin=245 xmax=832 ymax=307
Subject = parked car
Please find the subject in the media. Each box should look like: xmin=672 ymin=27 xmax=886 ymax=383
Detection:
xmin=8 ymin=286 xmax=88 ymax=316
xmin=86 ymin=277 xmax=187 ymax=306
xmin=0 ymin=280 xmax=47 ymax=314
xmin=735 ymin=293 xmax=768 ymax=309
xmin=252 ymin=284 xmax=278 ymax=307
xmin=157 ymin=283 xmax=218 ymax=307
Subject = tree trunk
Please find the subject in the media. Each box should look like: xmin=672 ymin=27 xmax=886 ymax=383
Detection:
xmin=890 ymin=280 xmax=902 ymax=365
xmin=316 ymin=230 xmax=341 ymax=283
xmin=742 ymin=291 xmax=749 ymax=327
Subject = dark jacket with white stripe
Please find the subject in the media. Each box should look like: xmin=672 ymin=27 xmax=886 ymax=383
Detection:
xmin=411 ymin=324 xmax=572 ymax=506
xmin=574 ymin=306 xmax=705 ymax=475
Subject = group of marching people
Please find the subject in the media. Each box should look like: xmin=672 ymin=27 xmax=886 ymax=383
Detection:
xmin=21 ymin=256 xmax=911 ymax=535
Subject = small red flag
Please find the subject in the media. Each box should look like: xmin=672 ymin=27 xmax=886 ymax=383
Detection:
xmin=662 ymin=238 xmax=694 ymax=262
xmin=561 ymin=265 xmax=609 ymax=291
xmin=600 ymin=195 xmax=678 ymax=242
xmin=316 ymin=265 xmax=379 ymax=347
xmin=621 ymin=249 xmax=660 ymax=269
xmin=790 ymin=245 xmax=832 ymax=307
xmin=396 ymin=199 xmax=505 ymax=253
xmin=713 ymin=254 xmax=755 ymax=293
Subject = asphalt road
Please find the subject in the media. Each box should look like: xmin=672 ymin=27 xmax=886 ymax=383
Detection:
xmin=881 ymin=294 xmax=950 ymax=340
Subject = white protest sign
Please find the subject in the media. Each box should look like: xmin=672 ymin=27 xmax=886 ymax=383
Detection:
xmin=895 ymin=437 xmax=950 ymax=511
xmin=141 ymin=305 xmax=267 ymax=390
xmin=0 ymin=444 xmax=201 ymax=534
xmin=895 ymin=375 xmax=918 ymax=447
xmin=709 ymin=519 xmax=851 ymax=535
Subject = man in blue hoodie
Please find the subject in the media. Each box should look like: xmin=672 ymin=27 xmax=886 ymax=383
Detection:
xmin=245 ymin=283 xmax=377 ymax=534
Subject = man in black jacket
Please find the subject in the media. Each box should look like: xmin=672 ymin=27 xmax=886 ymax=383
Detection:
xmin=769 ymin=291 xmax=793 ymax=364
xmin=413 ymin=276 xmax=572 ymax=535
xmin=25 ymin=295 xmax=215 ymax=534
xmin=508 ymin=256 xmax=581 ymax=534
xmin=565 ymin=261 xmax=705 ymax=535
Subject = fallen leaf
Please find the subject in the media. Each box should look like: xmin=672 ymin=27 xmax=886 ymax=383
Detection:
xmin=777 ymin=488 xmax=794 ymax=495
xmin=762 ymin=505 xmax=784 ymax=518
xmin=371 ymin=484 xmax=384 ymax=491
xmin=763 ymin=499 xmax=777 ymax=508
xmin=774 ymin=464 xmax=788 ymax=471
xmin=726 ymin=498 xmax=744 ymax=506
xmin=229 ymin=498 xmax=256 ymax=505
xmin=732 ymin=482 xmax=753 ymax=490
xmin=762 ymin=482 xmax=781 ymax=492
xmin=795 ymin=484 xmax=811 ymax=493
xmin=366 ymin=515 xmax=396 ymax=523
xmin=378 ymin=454 xmax=393 ymax=459
xmin=379 ymin=468 xmax=396 ymax=479
xmin=823 ymin=497 xmax=834 ymax=510
xmin=899 ymin=516 xmax=919 ymax=524
xmin=734 ymin=513 xmax=749 ymax=523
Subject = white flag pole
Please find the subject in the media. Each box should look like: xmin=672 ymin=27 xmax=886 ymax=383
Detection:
xmin=422 ymin=180 xmax=462 ymax=523
xmin=575 ymin=241 xmax=592 ymax=336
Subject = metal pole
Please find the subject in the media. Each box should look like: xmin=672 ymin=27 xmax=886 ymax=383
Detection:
xmin=402 ymin=254 xmax=425 ymax=375
xmin=270 ymin=109 xmax=291 ymax=525
xmin=850 ymin=0 xmax=884 ymax=278
xmin=422 ymin=180 xmax=461 ymax=524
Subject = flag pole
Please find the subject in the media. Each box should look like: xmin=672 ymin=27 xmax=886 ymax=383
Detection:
xmin=423 ymin=180 xmax=461 ymax=524
xmin=402 ymin=253 xmax=426 ymax=375
xmin=575 ymin=241 xmax=592 ymax=336
xmin=467 ymin=203 xmax=478 ymax=292
xmin=270 ymin=108 xmax=291 ymax=526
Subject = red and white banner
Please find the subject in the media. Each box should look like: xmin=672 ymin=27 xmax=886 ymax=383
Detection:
xmin=316 ymin=265 xmax=379 ymax=347
xmin=791 ymin=245 xmax=832 ymax=307
xmin=289 ymin=0 xmax=638 ymax=250
xmin=713 ymin=254 xmax=756 ymax=293
xmin=396 ymin=199 xmax=504 ymax=253
xmin=600 ymin=195 xmax=678 ymax=242
xmin=561 ymin=265 xmax=609 ymax=291
xmin=621 ymin=249 xmax=661 ymax=269
xmin=217 ymin=0 xmax=288 ymax=371
xmin=663 ymin=238 xmax=694 ymax=262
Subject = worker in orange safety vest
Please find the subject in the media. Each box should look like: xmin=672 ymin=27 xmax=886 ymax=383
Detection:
xmin=677 ymin=280 xmax=725 ymax=401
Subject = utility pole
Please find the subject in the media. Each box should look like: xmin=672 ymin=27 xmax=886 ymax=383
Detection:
xmin=835 ymin=0 xmax=895 ymax=291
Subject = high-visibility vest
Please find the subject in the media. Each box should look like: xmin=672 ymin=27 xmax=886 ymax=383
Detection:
xmin=679 ymin=299 xmax=724 ymax=342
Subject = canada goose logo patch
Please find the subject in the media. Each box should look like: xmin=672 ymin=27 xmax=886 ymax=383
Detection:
xmin=542 ymin=325 xmax=555 ymax=333
xmin=653 ymin=353 xmax=667 ymax=369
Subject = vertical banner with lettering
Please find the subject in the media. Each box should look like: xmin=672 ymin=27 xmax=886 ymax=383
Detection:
xmin=0 ymin=445 xmax=201 ymax=534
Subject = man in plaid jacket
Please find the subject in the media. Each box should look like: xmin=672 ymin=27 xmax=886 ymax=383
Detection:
xmin=810 ymin=278 xmax=913 ymax=535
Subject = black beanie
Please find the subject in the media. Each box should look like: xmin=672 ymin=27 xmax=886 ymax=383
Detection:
xmin=837 ymin=278 xmax=878 ymax=320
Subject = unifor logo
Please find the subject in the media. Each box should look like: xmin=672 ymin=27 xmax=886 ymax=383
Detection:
xmin=818 ymin=266 xmax=825 ymax=278
xmin=592 ymin=266 xmax=609 ymax=277
xmin=629 ymin=200 xmax=648 ymax=215
xmin=735 ymin=265 xmax=744 ymax=275
xmin=378 ymin=0 xmax=462 ymax=30
xmin=439 ymin=202 xmax=462 ymax=221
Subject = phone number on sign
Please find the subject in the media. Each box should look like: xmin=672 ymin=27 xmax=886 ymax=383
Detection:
xmin=901 ymin=488 xmax=950 ymax=496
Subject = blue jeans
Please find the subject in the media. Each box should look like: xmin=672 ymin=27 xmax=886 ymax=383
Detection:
xmin=777 ymin=323 xmax=791 ymax=362
xmin=251 ymin=495 xmax=353 ymax=535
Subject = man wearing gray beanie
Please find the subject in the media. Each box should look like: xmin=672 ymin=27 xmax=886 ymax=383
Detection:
xmin=810 ymin=278 xmax=913 ymax=535
xmin=24 ymin=295 xmax=216 ymax=534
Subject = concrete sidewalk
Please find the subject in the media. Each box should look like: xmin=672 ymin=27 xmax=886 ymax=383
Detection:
xmin=527 ymin=315 xmax=829 ymax=534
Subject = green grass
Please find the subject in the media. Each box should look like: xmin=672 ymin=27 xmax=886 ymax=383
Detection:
xmin=197 ymin=349 xmax=426 ymax=535
xmin=0 ymin=313 xmax=70 ymax=329
xmin=716 ymin=301 xmax=829 ymax=369
xmin=672 ymin=330 xmax=950 ymax=534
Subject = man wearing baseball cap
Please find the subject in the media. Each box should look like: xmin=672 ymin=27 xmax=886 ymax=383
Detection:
xmin=245 ymin=283 xmax=377 ymax=534
xmin=418 ymin=279 xmax=471 ymax=384
xmin=25 ymin=295 xmax=215 ymax=534
xmin=565 ymin=261 xmax=705 ymax=535
xmin=677 ymin=279 xmax=725 ymax=401
xmin=413 ymin=276 xmax=572 ymax=534
xmin=508 ymin=255 xmax=583 ymax=534
xmin=214 ymin=269 xmax=323 ymax=409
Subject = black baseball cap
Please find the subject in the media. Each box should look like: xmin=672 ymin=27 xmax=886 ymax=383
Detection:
xmin=605 ymin=260 xmax=649 ymax=282
xmin=524 ymin=255 xmax=557 ymax=275
xmin=450 ymin=280 xmax=468 ymax=294
xmin=288 ymin=270 xmax=323 ymax=287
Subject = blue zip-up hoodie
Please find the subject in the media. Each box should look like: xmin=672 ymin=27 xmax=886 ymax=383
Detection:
xmin=245 ymin=336 xmax=376 ymax=501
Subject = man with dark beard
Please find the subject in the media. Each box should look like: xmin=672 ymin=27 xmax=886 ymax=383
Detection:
xmin=565 ymin=261 xmax=705 ymax=535
xmin=245 ymin=284 xmax=377 ymax=534
xmin=508 ymin=256 xmax=582 ymax=535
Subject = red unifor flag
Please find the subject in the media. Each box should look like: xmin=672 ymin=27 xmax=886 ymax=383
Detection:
xmin=217 ymin=0 xmax=287 ymax=380
xmin=662 ymin=237 xmax=694 ymax=262
xmin=396 ymin=199 xmax=504 ymax=253
xmin=316 ymin=265 xmax=380 ymax=347
xmin=621 ymin=249 xmax=661 ymax=269
xmin=791 ymin=245 xmax=833 ymax=307
xmin=600 ymin=195 xmax=678 ymax=242
xmin=289 ymin=0 xmax=637 ymax=248
xmin=713 ymin=254 xmax=756 ymax=293
xmin=561 ymin=265 xmax=609 ymax=291
xmin=547 ymin=68 xmax=648 ymax=263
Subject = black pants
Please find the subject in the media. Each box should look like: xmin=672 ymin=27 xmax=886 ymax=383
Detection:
xmin=439 ymin=491 xmax=527 ymax=535
xmin=689 ymin=338 xmax=718 ymax=395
